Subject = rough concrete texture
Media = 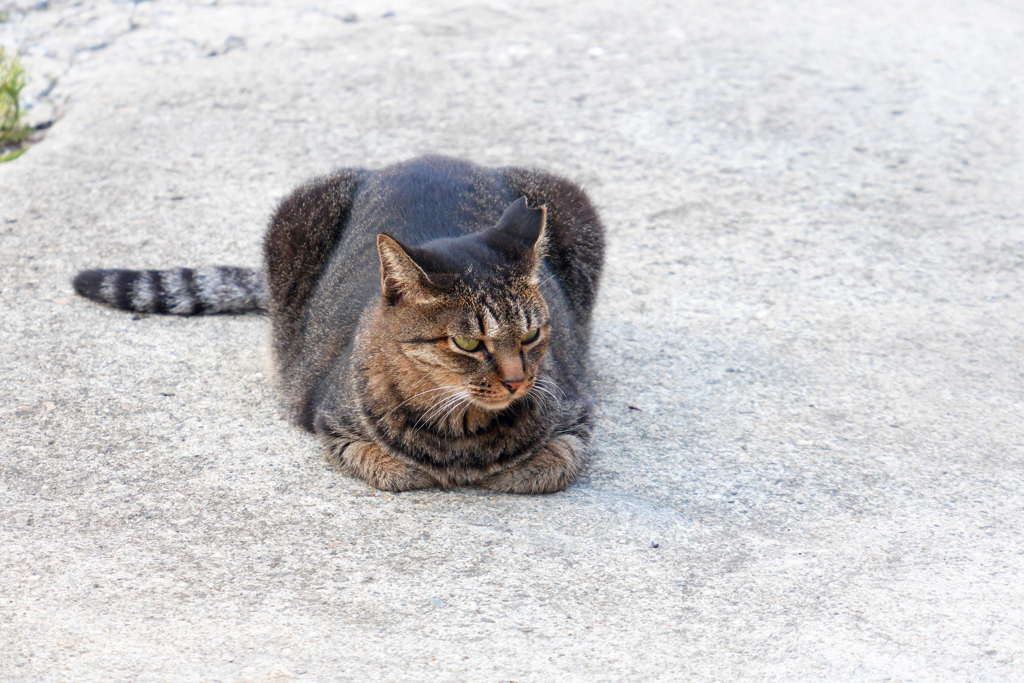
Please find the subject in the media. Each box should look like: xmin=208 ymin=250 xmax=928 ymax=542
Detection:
xmin=2 ymin=0 xmax=1022 ymax=680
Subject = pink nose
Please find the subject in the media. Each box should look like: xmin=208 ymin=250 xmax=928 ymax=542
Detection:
xmin=503 ymin=379 xmax=524 ymax=393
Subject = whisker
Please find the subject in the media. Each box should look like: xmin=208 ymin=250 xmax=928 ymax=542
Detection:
xmin=536 ymin=376 xmax=566 ymax=398
xmin=417 ymin=399 xmax=452 ymax=427
xmin=418 ymin=391 xmax=467 ymax=428
xmin=454 ymin=400 xmax=472 ymax=434
xmin=536 ymin=272 xmax=559 ymax=288
xmin=438 ymin=393 xmax=471 ymax=434
xmin=532 ymin=382 xmax=562 ymax=411
xmin=434 ymin=397 xmax=469 ymax=434
xmin=535 ymin=382 xmax=565 ymax=408
xmin=388 ymin=383 xmax=465 ymax=416
xmin=407 ymin=386 xmax=463 ymax=430
xmin=527 ymin=385 xmax=546 ymax=406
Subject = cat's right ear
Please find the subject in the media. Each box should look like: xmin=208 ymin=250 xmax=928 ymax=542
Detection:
xmin=377 ymin=234 xmax=438 ymax=306
xmin=485 ymin=197 xmax=547 ymax=279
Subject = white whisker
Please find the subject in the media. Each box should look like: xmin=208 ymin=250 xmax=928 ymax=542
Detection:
xmin=438 ymin=393 xmax=471 ymax=434
xmin=417 ymin=390 xmax=468 ymax=429
xmin=536 ymin=272 xmax=559 ymax=288
xmin=453 ymin=400 xmax=472 ymax=434
xmin=536 ymin=376 xmax=566 ymax=398
xmin=537 ymin=388 xmax=560 ymax=411
xmin=531 ymin=380 xmax=563 ymax=411
xmin=388 ymin=383 xmax=465 ymax=417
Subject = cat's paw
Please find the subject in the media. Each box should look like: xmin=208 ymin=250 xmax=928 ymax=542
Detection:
xmin=477 ymin=434 xmax=587 ymax=494
xmin=324 ymin=438 xmax=438 ymax=492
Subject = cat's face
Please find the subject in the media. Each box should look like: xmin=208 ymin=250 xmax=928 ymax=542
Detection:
xmin=399 ymin=288 xmax=551 ymax=411
xmin=372 ymin=197 xmax=553 ymax=414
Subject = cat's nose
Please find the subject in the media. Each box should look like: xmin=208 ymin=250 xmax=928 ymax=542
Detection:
xmin=502 ymin=379 xmax=524 ymax=394
xmin=497 ymin=355 xmax=525 ymax=393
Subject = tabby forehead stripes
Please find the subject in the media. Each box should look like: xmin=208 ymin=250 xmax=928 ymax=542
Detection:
xmin=477 ymin=293 xmax=538 ymax=339
xmin=481 ymin=305 xmax=500 ymax=338
xmin=515 ymin=305 xmax=528 ymax=332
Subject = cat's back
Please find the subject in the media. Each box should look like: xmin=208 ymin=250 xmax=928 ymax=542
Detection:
xmin=344 ymin=155 xmax=515 ymax=249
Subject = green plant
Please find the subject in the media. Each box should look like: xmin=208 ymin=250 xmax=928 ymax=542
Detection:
xmin=1 ymin=47 xmax=30 ymax=157
xmin=0 ymin=146 xmax=26 ymax=162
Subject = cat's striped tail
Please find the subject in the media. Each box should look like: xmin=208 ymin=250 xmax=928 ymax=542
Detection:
xmin=72 ymin=267 xmax=268 ymax=315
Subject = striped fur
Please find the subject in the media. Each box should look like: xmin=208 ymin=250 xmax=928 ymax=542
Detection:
xmin=72 ymin=266 xmax=267 ymax=315
xmin=267 ymin=156 xmax=604 ymax=493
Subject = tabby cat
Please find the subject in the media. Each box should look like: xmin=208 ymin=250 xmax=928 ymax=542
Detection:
xmin=73 ymin=156 xmax=604 ymax=493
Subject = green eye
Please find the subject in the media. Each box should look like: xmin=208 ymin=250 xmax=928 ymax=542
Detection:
xmin=521 ymin=328 xmax=540 ymax=345
xmin=454 ymin=337 xmax=481 ymax=352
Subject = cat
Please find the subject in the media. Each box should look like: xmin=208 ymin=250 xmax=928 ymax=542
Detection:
xmin=73 ymin=155 xmax=605 ymax=493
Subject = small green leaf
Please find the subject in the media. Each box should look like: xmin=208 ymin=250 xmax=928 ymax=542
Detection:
xmin=0 ymin=146 xmax=26 ymax=162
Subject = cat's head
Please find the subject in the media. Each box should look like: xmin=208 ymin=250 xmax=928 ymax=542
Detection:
xmin=372 ymin=197 xmax=550 ymax=412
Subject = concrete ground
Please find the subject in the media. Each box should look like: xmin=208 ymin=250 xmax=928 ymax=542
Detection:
xmin=2 ymin=0 xmax=1022 ymax=680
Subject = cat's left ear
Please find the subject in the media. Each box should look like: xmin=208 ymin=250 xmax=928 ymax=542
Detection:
xmin=486 ymin=197 xmax=547 ymax=274
xmin=377 ymin=234 xmax=440 ymax=306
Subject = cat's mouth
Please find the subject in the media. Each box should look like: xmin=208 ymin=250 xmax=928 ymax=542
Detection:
xmin=470 ymin=381 xmax=534 ymax=410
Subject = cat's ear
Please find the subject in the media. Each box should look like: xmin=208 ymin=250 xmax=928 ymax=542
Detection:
xmin=486 ymin=197 xmax=547 ymax=268
xmin=377 ymin=234 xmax=439 ymax=305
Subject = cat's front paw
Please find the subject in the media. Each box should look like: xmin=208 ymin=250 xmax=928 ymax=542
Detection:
xmin=324 ymin=438 xmax=438 ymax=492
xmin=477 ymin=434 xmax=588 ymax=494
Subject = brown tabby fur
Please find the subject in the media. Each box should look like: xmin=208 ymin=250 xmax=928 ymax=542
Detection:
xmin=265 ymin=156 xmax=604 ymax=493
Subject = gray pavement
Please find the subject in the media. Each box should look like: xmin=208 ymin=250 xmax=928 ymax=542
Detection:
xmin=2 ymin=0 xmax=1023 ymax=680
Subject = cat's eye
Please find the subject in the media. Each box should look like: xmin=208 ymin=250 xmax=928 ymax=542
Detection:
xmin=453 ymin=337 xmax=481 ymax=352
xmin=521 ymin=328 xmax=540 ymax=345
